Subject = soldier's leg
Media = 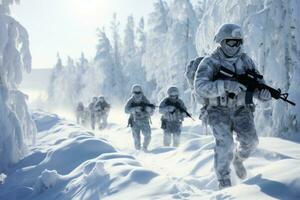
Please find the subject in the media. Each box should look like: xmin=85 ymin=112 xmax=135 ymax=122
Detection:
xmin=131 ymin=124 xmax=141 ymax=150
xmin=163 ymin=121 xmax=173 ymax=146
xmin=99 ymin=115 xmax=104 ymax=129
xmin=173 ymin=132 xmax=181 ymax=147
xmin=141 ymin=121 xmax=151 ymax=151
xmin=91 ymin=114 xmax=95 ymax=130
xmin=96 ymin=113 xmax=102 ymax=129
xmin=102 ymin=114 xmax=108 ymax=128
xmin=211 ymin=123 xmax=234 ymax=181
xmin=233 ymin=107 xmax=258 ymax=179
xmin=208 ymin=107 xmax=233 ymax=188
xmin=172 ymin=122 xmax=182 ymax=147
xmin=163 ymin=131 xmax=171 ymax=146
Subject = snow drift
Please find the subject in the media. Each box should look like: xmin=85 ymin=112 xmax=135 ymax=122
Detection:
xmin=1 ymin=110 xmax=299 ymax=199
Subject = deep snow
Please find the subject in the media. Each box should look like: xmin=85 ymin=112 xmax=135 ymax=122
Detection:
xmin=0 ymin=108 xmax=299 ymax=200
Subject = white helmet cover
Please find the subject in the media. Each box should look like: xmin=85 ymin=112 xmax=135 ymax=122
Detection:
xmin=214 ymin=23 xmax=243 ymax=43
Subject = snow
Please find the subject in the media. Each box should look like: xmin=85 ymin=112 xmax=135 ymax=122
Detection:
xmin=2 ymin=0 xmax=300 ymax=199
xmin=0 ymin=109 xmax=299 ymax=199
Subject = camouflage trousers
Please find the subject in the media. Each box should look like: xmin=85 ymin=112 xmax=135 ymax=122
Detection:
xmin=162 ymin=120 xmax=182 ymax=147
xmin=76 ymin=111 xmax=84 ymax=124
xmin=95 ymin=112 xmax=108 ymax=129
xmin=207 ymin=106 xmax=259 ymax=181
xmin=131 ymin=118 xmax=151 ymax=150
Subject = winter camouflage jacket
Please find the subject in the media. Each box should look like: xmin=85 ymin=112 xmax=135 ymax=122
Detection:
xmin=159 ymin=97 xmax=187 ymax=122
xmin=94 ymin=100 xmax=110 ymax=114
xmin=194 ymin=47 xmax=265 ymax=107
xmin=125 ymin=95 xmax=154 ymax=120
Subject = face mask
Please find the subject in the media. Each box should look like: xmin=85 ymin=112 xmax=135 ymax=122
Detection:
xmin=220 ymin=40 xmax=241 ymax=57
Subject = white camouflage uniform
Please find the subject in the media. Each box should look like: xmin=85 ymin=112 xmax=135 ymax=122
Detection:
xmin=125 ymin=94 xmax=154 ymax=151
xmin=76 ymin=103 xmax=85 ymax=125
xmin=88 ymin=98 xmax=97 ymax=130
xmin=159 ymin=97 xmax=187 ymax=147
xmin=94 ymin=99 xmax=110 ymax=129
xmin=194 ymin=24 xmax=271 ymax=188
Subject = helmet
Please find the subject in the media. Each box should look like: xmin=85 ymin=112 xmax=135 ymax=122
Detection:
xmin=214 ymin=24 xmax=243 ymax=43
xmin=214 ymin=24 xmax=243 ymax=57
xmin=131 ymin=84 xmax=143 ymax=94
xmin=167 ymin=86 xmax=179 ymax=96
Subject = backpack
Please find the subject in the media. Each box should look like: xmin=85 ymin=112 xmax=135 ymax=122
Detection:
xmin=185 ymin=57 xmax=204 ymax=89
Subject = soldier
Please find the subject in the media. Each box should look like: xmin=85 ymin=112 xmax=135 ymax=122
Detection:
xmin=88 ymin=97 xmax=98 ymax=130
xmin=125 ymin=84 xmax=155 ymax=152
xmin=194 ymin=23 xmax=272 ymax=189
xmin=159 ymin=86 xmax=188 ymax=147
xmin=94 ymin=96 xmax=110 ymax=129
xmin=76 ymin=102 xmax=85 ymax=124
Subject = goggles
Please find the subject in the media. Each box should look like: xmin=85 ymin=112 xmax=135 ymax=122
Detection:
xmin=133 ymin=91 xmax=142 ymax=95
xmin=225 ymin=39 xmax=243 ymax=47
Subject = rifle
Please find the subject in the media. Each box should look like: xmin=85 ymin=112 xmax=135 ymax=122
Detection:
xmin=165 ymin=99 xmax=195 ymax=120
xmin=128 ymin=102 xmax=156 ymax=127
xmin=130 ymin=102 xmax=157 ymax=112
xmin=219 ymin=66 xmax=296 ymax=106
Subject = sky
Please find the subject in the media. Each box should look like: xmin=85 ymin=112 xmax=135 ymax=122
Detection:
xmin=11 ymin=0 xmax=156 ymax=68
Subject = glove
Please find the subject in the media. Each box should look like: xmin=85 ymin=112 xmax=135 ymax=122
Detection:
xmin=145 ymin=106 xmax=153 ymax=113
xmin=167 ymin=106 xmax=175 ymax=112
xmin=259 ymin=89 xmax=271 ymax=101
xmin=135 ymin=107 xmax=142 ymax=112
xmin=224 ymin=80 xmax=246 ymax=95
xmin=130 ymin=107 xmax=141 ymax=113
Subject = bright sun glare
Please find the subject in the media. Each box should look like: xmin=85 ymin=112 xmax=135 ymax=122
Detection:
xmin=69 ymin=0 xmax=107 ymax=20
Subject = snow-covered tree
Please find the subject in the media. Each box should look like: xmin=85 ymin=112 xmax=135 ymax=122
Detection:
xmin=136 ymin=17 xmax=146 ymax=55
xmin=194 ymin=0 xmax=208 ymax=21
xmin=109 ymin=13 xmax=125 ymax=100
xmin=0 ymin=0 xmax=36 ymax=172
xmin=122 ymin=15 xmax=148 ymax=98
xmin=143 ymin=0 xmax=198 ymax=102
xmin=143 ymin=0 xmax=170 ymax=101
xmin=48 ymin=53 xmax=63 ymax=102
xmin=165 ymin=0 xmax=198 ymax=99
xmin=93 ymin=28 xmax=116 ymax=100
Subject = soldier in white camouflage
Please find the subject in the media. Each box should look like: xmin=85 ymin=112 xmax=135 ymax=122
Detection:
xmin=88 ymin=97 xmax=98 ymax=130
xmin=125 ymin=84 xmax=155 ymax=152
xmin=94 ymin=96 xmax=110 ymax=129
xmin=159 ymin=86 xmax=187 ymax=147
xmin=76 ymin=102 xmax=85 ymax=125
xmin=194 ymin=23 xmax=272 ymax=189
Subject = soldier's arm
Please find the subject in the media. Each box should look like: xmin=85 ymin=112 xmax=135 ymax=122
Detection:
xmin=159 ymin=98 xmax=169 ymax=114
xmin=177 ymin=99 xmax=188 ymax=117
xmin=125 ymin=99 xmax=135 ymax=114
xmin=179 ymin=99 xmax=187 ymax=111
xmin=144 ymin=98 xmax=155 ymax=114
xmin=194 ymin=57 xmax=226 ymax=98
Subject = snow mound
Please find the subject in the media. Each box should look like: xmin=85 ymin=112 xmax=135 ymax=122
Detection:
xmin=33 ymin=169 xmax=63 ymax=194
xmin=1 ymin=111 xmax=300 ymax=199
xmin=0 ymin=111 xmax=179 ymax=200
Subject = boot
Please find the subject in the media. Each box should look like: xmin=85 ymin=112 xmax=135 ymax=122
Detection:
xmin=233 ymin=156 xmax=247 ymax=179
xmin=142 ymin=146 xmax=149 ymax=153
xmin=219 ymin=178 xmax=231 ymax=190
